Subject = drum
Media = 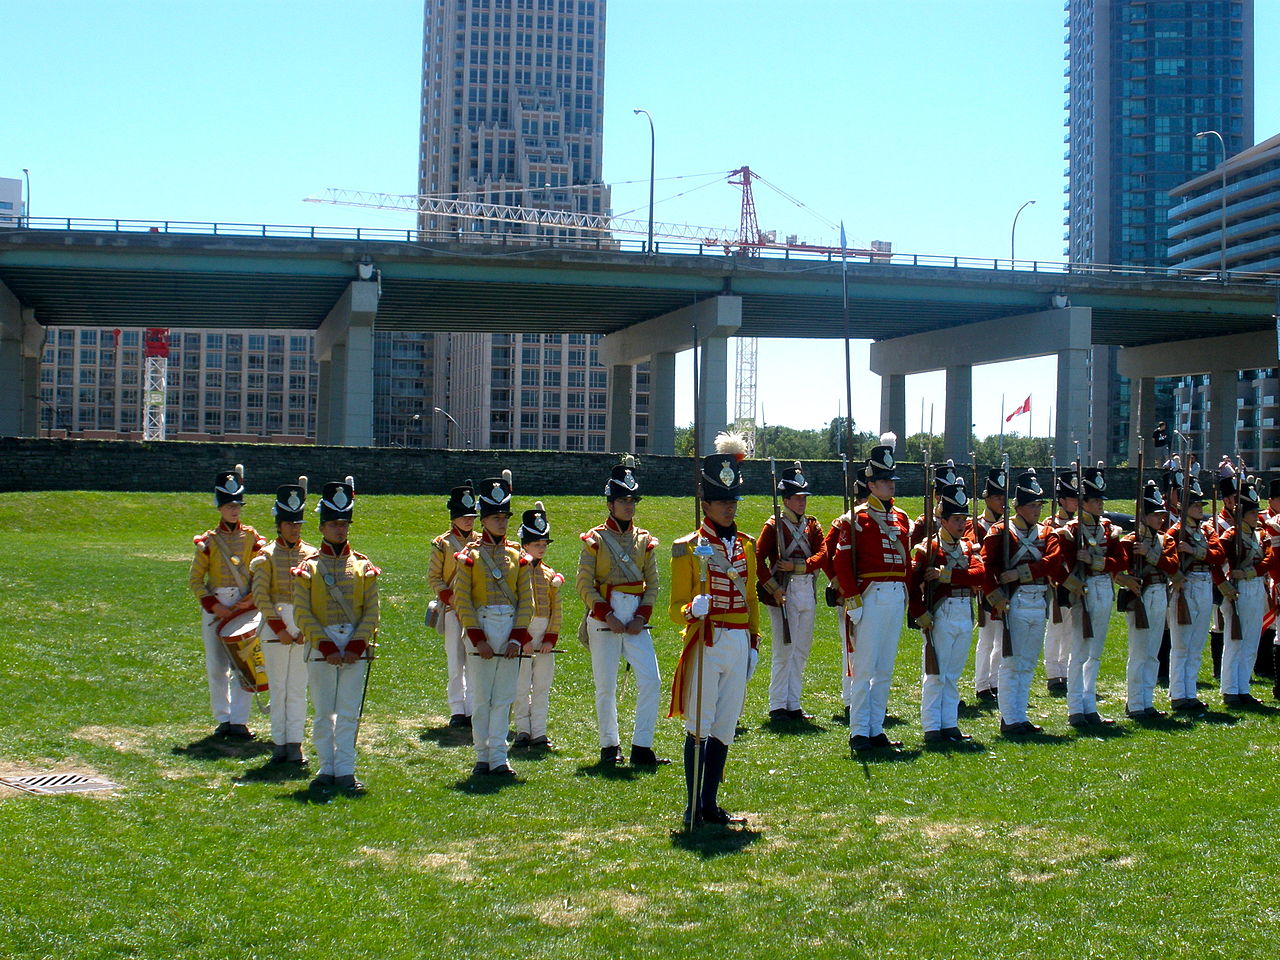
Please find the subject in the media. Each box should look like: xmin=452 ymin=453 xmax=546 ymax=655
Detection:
xmin=218 ymin=610 xmax=269 ymax=693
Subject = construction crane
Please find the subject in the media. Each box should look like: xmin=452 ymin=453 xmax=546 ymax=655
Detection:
xmin=142 ymin=328 xmax=169 ymax=441
xmin=308 ymin=171 xmax=891 ymax=453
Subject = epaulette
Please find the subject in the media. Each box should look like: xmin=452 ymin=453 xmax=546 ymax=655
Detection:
xmin=193 ymin=532 xmax=211 ymax=552
xmin=672 ymin=542 xmax=689 ymax=558
xmin=579 ymin=530 xmax=599 ymax=547
xmin=739 ymin=532 xmax=757 ymax=546
xmin=645 ymin=536 xmax=658 ymax=551
xmin=549 ymin=571 xmax=565 ymax=587
xmin=456 ymin=548 xmax=475 ymax=565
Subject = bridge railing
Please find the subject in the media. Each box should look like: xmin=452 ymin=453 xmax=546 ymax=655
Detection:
xmin=5 ymin=217 xmax=1278 ymax=284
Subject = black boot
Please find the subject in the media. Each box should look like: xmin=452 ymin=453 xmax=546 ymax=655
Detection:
xmin=699 ymin=737 xmax=735 ymax=824
xmin=1210 ymin=630 xmax=1224 ymax=679
xmin=682 ymin=733 xmax=702 ymax=827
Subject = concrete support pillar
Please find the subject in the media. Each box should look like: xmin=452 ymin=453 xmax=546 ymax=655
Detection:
xmin=879 ymin=373 xmax=906 ymax=442
xmin=0 ymin=282 xmax=43 ymax=438
xmin=649 ymin=350 xmax=676 ymax=455
xmin=1128 ymin=375 xmax=1157 ymax=465
xmin=697 ymin=334 xmax=729 ymax=453
xmin=314 ymin=280 xmax=379 ymax=446
xmin=1056 ymin=348 xmax=1091 ymax=463
xmin=1207 ymin=369 xmax=1238 ymax=462
xmin=944 ymin=364 xmax=972 ymax=462
xmin=608 ymin=363 xmax=633 ymax=453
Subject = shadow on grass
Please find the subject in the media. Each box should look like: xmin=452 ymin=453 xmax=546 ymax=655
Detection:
xmin=998 ymin=730 xmax=1072 ymax=746
xmin=509 ymin=744 xmax=561 ymax=763
xmin=574 ymin=762 xmax=643 ymax=781
xmin=1068 ymin=723 xmax=1130 ymax=740
xmin=851 ymin=748 xmax=923 ymax=774
xmin=923 ymin=738 xmax=987 ymax=754
xmin=1192 ymin=709 xmax=1240 ymax=726
xmin=1127 ymin=714 xmax=1192 ymax=731
xmin=760 ymin=716 xmax=827 ymax=736
xmin=235 ymin=761 xmax=311 ymax=783
xmin=287 ymin=782 xmax=369 ymax=805
xmin=449 ymin=772 xmax=526 ymax=795
xmin=172 ymin=735 xmax=272 ymax=762
xmin=420 ymin=724 xmax=473 ymax=748
xmin=883 ymin=713 xmax=905 ymax=729
xmin=670 ymin=824 xmax=762 ymax=858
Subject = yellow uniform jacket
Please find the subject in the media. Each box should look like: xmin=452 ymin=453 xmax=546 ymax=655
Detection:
xmin=428 ymin=526 xmax=478 ymax=607
xmin=453 ymin=531 xmax=534 ymax=647
xmin=249 ymin=537 xmax=318 ymax=635
xmin=292 ymin=541 xmax=381 ymax=658
xmin=575 ymin=517 xmax=660 ymax=622
xmin=526 ymin=556 xmax=565 ymax=645
xmin=189 ymin=521 xmax=267 ymax=612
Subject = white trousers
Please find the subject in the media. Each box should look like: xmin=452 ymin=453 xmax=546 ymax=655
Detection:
xmin=588 ymin=592 xmax=660 ymax=749
xmin=514 ymin=615 xmax=555 ymax=738
xmin=201 ymin=585 xmax=253 ymax=726
xmin=442 ymin=608 xmax=473 ymax=717
xmin=261 ymin=603 xmax=308 ymax=744
xmin=921 ymin=597 xmax=973 ymax=732
xmin=470 ymin=605 xmax=520 ymax=766
xmin=849 ymin=582 xmax=905 ymax=738
xmin=1066 ymin=575 xmax=1113 ymax=716
xmin=998 ymin=586 xmax=1048 ymax=724
xmin=839 ymin=607 xmax=855 ymax=708
xmin=1125 ymin=584 xmax=1169 ymax=712
xmin=768 ymin=574 xmax=817 ymax=711
xmin=1221 ymin=578 xmax=1266 ymax=697
xmin=682 ymin=627 xmax=749 ymax=744
xmin=973 ymin=617 xmax=1002 ymax=693
xmin=1168 ymin=573 xmax=1213 ymax=702
xmin=307 ymin=625 xmax=367 ymax=778
xmin=1043 ymin=606 xmax=1071 ymax=681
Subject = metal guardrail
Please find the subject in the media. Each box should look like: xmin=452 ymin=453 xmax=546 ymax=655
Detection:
xmin=5 ymin=217 xmax=1280 ymax=284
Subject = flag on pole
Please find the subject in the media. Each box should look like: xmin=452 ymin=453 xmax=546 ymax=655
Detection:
xmin=1005 ymin=395 xmax=1032 ymax=423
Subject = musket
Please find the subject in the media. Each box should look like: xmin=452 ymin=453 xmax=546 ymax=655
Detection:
xmin=1048 ymin=451 xmax=1064 ymax=625
xmin=922 ymin=463 xmax=940 ymax=675
xmin=1227 ymin=455 xmax=1246 ymax=640
xmin=840 ymin=453 xmax=850 ymax=516
xmin=1072 ymin=454 xmax=1094 ymax=640
xmin=687 ymin=324 xmax=711 ymax=830
xmin=970 ymin=450 xmax=985 ymax=628
xmin=1000 ymin=452 xmax=1014 ymax=658
xmin=1125 ymin=441 xmax=1150 ymax=630
xmin=1174 ymin=431 xmax=1194 ymax=625
xmin=353 ymin=642 xmax=379 ymax=748
xmin=769 ymin=456 xmax=792 ymax=646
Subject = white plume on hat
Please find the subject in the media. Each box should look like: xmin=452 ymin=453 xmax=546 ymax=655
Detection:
xmin=502 ymin=468 xmax=513 ymax=490
xmin=879 ymin=432 xmax=897 ymax=450
xmin=298 ymin=475 xmax=308 ymax=492
xmin=345 ymin=475 xmax=355 ymax=491
xmin=623 ymin=454 xmax=636 ymax=469
xmin=534 ymin=500 xmax=544 ymax=511
xmin=714 ymin=431 xmax=748 ymax=456
xmin=235 ymin=463 xmax=244 ymax=480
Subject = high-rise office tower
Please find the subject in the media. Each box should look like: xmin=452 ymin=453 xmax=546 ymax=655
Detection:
xmin=1064 ymin=0 xmax=1253 ymax=461
xmin=412 ymin=0 xmax=645 ymax=452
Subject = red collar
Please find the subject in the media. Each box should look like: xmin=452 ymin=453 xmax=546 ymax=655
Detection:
xmin=605 ymin=516 xmax=632 ymax=534
xmin=480 ymin=530 xmax=511 ymax=547
xmin=218 ymin=521 xmax=241 ymax=533
xmin=320 ymin=541 xmax=351 ymax=557
xmin=276 ymin=537 xmax=300 ymax=549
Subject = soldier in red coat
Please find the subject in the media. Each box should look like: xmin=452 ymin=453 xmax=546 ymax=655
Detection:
xmin=967 ymin=467 xmax=1008 ymax=703
xmin=831 ymin=435 xmax=912 ymax=753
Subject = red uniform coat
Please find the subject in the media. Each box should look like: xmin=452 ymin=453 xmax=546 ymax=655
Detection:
xmin=907 ymin=533 xmax=985 ymax=621
xmin=979 ymin=517 xmax=1056 ymax=616
xmin=756 ymin=511 xmax=826 ymax=608
xmin=830 ymin=496 xmax=912 ymax=602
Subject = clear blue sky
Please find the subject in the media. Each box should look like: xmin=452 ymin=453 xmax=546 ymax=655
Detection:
xmin=6 ymin=1 xmax=1277 ymax=437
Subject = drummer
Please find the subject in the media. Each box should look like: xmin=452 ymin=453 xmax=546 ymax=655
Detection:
xmin=188 ymin=465 xmax=267 ymax=740
xmin=250 ymin=478 xmax=319 ymax=765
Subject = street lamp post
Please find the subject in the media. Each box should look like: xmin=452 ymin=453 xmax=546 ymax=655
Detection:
xmin=433 ymin=406 xmax=461 ymax=449
xmin=1010 ymin=199 xmax=1036 ymax=265
xmin=1195 ymin=129 xmax=1228 ymax=281
xmin=21 ymin=168 xmax=29 ymax=227
xmin=402 ymin=412 xmax=421 ymax=447
xmin=632 ymin=108 xmax=655 ymax=254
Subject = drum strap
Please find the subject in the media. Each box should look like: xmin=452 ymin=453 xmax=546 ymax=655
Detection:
xmin=318 ymin=557 xmax=359 ymax=625
xmin=211 ymin=533 xmax=249 ymax=593
xmin=597 ymin=529 xmax=644 ymax=582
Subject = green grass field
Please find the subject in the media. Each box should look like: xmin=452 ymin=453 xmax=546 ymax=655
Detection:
xmin=2 ymin=491 xmax=1278 ymax=960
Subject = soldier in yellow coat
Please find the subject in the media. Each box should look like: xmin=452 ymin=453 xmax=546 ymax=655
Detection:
xmin=513 ymin=502 xmax=563 ymax=749
xmin=249 ymin=479 xmax=318 ymax=765
xmin=453 ymin=471 xmax=534 ymax=777
xmin=293 ymin=478 xmax=380 ymax=793
xmin=669 ymin=436 xmax=760 ymax=827
xmin=427 ymin=482 xmax=480 ymax=728
xmin=577 ymin=459 xmax=666 ymax=767
xmin=188 ymin=465 xmax=266 ymax=740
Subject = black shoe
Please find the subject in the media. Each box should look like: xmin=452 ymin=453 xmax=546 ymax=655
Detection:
xmin=1000 ymin=719 xmax=1034 ymax=735
xmin=599 ymin=745 xmax=624 ymax=766
xmin=213 ymin=721 xmax=233 ymax=737
xmin=941 ymin=727 xmax=971 ymax=741
xmin=449 ymin=713 xmax=469 ymax=728
xmin=311 ymin=774 xmax=336 ymax=788
xmin=788 ymin=708 xmax=814 ymax=721
xmin=268 ymin=743 xmax=289 ymax=764
xmin=849 ymin=735 xmax=873 ymax=752
xmin=1084 ymin=712 xmax=1114 ymax=726
xmin=700 ymin=806 xmax=745 ymax=825
xmin=629 ymin=745 xmax=670 ymax=766
xmin=923 ymin=730 xmax=945 ymax=744
xmin=224 ymin=724 xmax=254 ymax=741
xmin=334 ymin=774 xmax=365 ymax=792
xmin=768 ymin=708 xmax=791 ymax=721
xmin=1068 ymin=713 xmax=1089 ymax=728
xmin=512 ymin=731 xmax=532 ymax=748
xmin=1047 ymin=678 xmax=1068 ymax=695
xmin=1238 ymin=694 xmax=1264 ymax=706
xmin=470 ymin=761 xmax=489 ymax=776
xmin=976 ymin=689 xmax=997 ymax=702
xmin=868 ymin=733 xmax=902 ymax=750
xmin=487 ymin=763 xmax=515 ymax=777
xmin=461 ymin=715 xmax=473 ymax=729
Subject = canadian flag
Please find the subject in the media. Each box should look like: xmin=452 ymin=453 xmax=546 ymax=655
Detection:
xmin=1005 ymin=395 xmax=1032 ymax=422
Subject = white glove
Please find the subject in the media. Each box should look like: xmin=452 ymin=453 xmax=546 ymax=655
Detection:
xmin=845 ymin=602 xmax=863 ymax=626
xmin=746 ymin=647 xmax=759 ymax=680
xmin=690 ymin=594 xmax=711 ymax=618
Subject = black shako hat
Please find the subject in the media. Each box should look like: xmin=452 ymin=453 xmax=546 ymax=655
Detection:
xmin=1013 ymin=469 xmax=1047 ymax=506
xmin=1219 ymin=473 xmax=1240 ymax=498
xmin=1141 ymin=480 xmax=1167 ymax=515
xmin=273 ymin=477 xmax=308 ymax=522
xmin=447 ymin=481 xmax=479 ymax=519
xmin=931 ymin=461 xmax=962 ymax=493
xmin=1268 ymin=477 xmax=1280 ymax=499
xmin=317 ymin=477 xmax=355 ymax=523
xmin=1055 ymin=469 xmax=1079 ymax=500
xmin=982 ymin=467 xmax=1007 ymax=499
xmin=702 ymin=432 xmax=747 ymax=502
xmin=477 ymin=471 xmax=514 ymax=517
xmin=777 ymin=461 xmax=811 ymax=497
xmin=937 ymin=482 xmax=969 ymax=518
xmin=1239 ymin=480 xmax=1261 ymax=512
xmin=862 ymin=432 xmax=899 ymax=482
xmin=519 ymin=501 xmax=552 ymax=543
xmin=605 ymin=456 xmax=643 ymax=501
xmin=1185 ymin=475 xmax=1208 ymax=505
xmin=214 ymin=464 xmax=246 ymax=507
xmin=1080 ymin=465 xmax=1107 ymax=500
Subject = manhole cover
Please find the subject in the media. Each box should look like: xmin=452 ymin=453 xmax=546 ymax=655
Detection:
xmin=0 ymin=773 xmax=121 ymax=795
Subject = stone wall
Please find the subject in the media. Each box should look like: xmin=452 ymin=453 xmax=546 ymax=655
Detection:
xmin=5 ymin=437 xmax=1155 ymax=499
